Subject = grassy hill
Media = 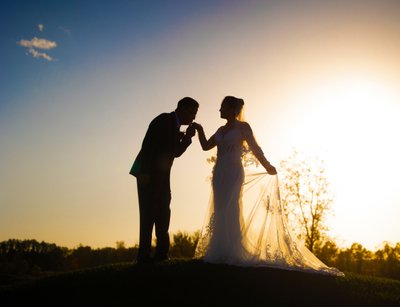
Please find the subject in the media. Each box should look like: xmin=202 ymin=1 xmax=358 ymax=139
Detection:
xmin=1 ymin=259 xmax=400 ymax=306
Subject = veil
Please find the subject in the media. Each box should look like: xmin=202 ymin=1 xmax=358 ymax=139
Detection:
xmin=195 ymin=171 xmax=344 ymax=276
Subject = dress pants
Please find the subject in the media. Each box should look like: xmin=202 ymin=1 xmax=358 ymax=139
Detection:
xmin=136 ymin=174 xmax=171 ymax=261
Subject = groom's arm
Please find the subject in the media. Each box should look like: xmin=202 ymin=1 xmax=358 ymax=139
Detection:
xmin=174 ymin=125 xmax=195 ymax=157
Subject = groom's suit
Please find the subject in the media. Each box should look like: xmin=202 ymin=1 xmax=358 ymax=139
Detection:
xmin=130 ymin=112 xmax=192 ymax=262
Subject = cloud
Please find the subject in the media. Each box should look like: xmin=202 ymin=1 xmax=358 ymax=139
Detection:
xmin=27 ymin=48 xmax=53 ymax=61
xmin=38 ymin=24 xmax=44 ymax=32
xmin=17 ymin=37 xmax=57 ymax=61
xmin=18 ymin=37 xmax=57 ymax=49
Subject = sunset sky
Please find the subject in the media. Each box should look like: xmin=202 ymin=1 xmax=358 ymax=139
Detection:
xmin=1 ymin=0 xmax=400 ymax=251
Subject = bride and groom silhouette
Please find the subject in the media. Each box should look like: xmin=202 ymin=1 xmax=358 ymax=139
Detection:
xmin=130 ymin=96 xmax=343 ymax=276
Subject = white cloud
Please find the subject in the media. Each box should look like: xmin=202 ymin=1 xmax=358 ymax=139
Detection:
xmin=27 ymin=48 xmax=53 ymax=61
xmin=18 ymin=37 xmax=57 ymax=50
xmin=38 ymin=24 xmax=44 ymax=32
xmin=17 ymin=36 xmax=57 ymax=61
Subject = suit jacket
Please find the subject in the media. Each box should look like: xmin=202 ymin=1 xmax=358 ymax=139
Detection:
xmin=129 ymin=112 xmax=191 ymax=178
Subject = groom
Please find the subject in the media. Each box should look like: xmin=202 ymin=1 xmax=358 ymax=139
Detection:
xmin=130 ymin=97 xmax=199 ymax=263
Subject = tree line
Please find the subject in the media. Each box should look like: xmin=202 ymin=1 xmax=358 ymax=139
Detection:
xmin=1 ymin=233 xmax=399 ymax=281
xmin=0 ymin=232 xmax=199 ymax=275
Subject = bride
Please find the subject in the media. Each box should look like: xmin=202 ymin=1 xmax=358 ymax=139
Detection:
xmin=192 ymin=96 xmax=343 ymax=276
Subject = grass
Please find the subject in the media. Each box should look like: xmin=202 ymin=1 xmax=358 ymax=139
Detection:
xmin=1 ymin=259 xmax=400 ymax=306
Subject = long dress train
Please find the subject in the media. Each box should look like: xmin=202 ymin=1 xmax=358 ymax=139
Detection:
xmin=194 ymin=124 xmax=343 ymax=276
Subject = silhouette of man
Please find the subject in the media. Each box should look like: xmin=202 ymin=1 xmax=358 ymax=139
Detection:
xmin=129 ymin=97 xmax=199 ymax=263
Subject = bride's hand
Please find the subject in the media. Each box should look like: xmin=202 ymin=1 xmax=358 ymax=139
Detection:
xmin=266 ymin=164 xmax=277 ymax=175
xmin=185 ymin=125 xmax=196 ymax=138
xmin=191 ymin=122 xmax=203 ymax=131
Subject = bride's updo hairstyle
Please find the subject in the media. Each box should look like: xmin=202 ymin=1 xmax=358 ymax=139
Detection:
xmin=222 ymin=96 xmax=245 ymax=121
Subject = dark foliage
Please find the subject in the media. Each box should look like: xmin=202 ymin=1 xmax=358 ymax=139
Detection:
xmin=0 ymin=239 xmax=137 ymax=275
xmin=315 ymin=241 xmax=400 ymax=280
xmin=1 ymin=234 xmax=399 ymax=282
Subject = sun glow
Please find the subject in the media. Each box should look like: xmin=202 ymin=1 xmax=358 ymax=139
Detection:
xmin=284 ymin=74 xmax=400 ymax=249
xmin=295 ymin=76 xmax=397 ymax=145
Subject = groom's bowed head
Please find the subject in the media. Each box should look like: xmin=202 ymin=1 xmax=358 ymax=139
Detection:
xmin=175 ymin=97 xmax=199 ymax=126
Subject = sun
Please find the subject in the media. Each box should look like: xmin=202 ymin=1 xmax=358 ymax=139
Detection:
xmin=279 ymin=74 xmax=399 ymax=249
xmin=288 ymin=74 xmax=400 ymax=192
xmin=248 ymin=73 xmax=400 ymax=249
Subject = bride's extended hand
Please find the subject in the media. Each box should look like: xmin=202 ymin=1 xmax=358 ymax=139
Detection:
xmin=191 ymin=122 xmax=203 ymax=132
xmin=185 ymin=124 xmax=196 ymax=138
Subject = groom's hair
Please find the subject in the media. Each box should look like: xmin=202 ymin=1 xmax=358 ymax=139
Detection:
xmin=176 ymin=97 xmax=199 ymax=110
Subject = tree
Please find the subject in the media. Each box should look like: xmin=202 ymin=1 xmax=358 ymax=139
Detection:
xmin=375 ymin=242 xmax=400 ymax=279
xmin=115 ymin=241 xmax=126 ymax=249
xmin=170 ymin=231 xmax=200 ymax=258
xmin=280 ymin=149 xmax=334 ymax=253
xmin=314 ymin=240 xmax=340 ymax=267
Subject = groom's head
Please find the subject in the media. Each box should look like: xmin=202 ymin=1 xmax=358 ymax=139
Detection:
xmin=175 ymin=97 xmax=199 ymax=125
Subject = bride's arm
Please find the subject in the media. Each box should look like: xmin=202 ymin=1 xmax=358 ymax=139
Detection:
xmin=241 ymin=122 xmax=277 ymax=175
xmin=191 ymin=122 xmax=216 ymax=151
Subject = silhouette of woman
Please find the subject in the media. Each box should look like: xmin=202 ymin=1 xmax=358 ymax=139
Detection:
xmin=192 ymin=96 xmax=343 ymax=276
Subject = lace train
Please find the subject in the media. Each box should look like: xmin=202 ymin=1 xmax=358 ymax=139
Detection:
xmin=195 ymin=173 xmax=344 ymax=276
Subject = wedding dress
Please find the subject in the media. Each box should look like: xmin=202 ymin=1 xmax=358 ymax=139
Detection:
xmin=194 ymin=124 xmax=343 ymax=276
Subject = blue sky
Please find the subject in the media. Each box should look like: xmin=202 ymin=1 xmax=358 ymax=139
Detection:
xmin=1 ymin=0 xmax=238 ymax=116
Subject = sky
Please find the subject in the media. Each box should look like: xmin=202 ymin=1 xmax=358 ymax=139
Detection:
xmin=1 ymin=0 xmax=400 ymax=251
